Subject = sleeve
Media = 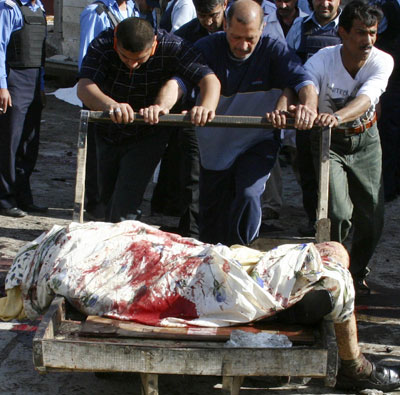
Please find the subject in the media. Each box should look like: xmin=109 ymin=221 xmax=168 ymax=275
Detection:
xmin=285 ymin=16 xmax=302 ymax=50
xmin=304 ymin=52 xmax=323 ymax=94
xmin=78 ymin=33 xmax=113 ymax=84
xmin=356 ymin=51 xmax=394 ymax=105
xmin=0 ymin=3 xmax=22 ymax=88
xmin=168 ymin=36 xmax=215 ymax=86
xmin=170 ymin=0 xmax=196 ymax=32
xmin=79 ymin=6 xmax=110 ymax=71
xmin=270 ymin=39 xmax=314 ymax=92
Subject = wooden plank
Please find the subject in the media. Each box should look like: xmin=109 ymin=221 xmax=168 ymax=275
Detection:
xmin=72 ymin=111 xmax=88 ymax=222
xmin=321 ymin=320 xmax=338 ymax=387
xmin=222 ymin=376 xmax=244 ymax=395
xmin=316 ymin=126 xmax=331 ymax=243
xmin=140 ymin=373 xmax=159 ymax=395
xmin=79 ymin=316 xmax=315 ymax=343
xmin=33 ymin=297 xmax=65 ymax=372
xmin=39 ymin=338 xmax=328 ymax=376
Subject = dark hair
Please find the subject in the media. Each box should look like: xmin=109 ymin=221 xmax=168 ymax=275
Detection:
xmin=226 ymin=0 xmax=264 ymax=27
xmin=339 ymin=0 xmax=383 ymax=32
xmin=193 ymin=0 xmax=225 ymax=14
xmin=115 ymin=17 xmax=155 ymax=52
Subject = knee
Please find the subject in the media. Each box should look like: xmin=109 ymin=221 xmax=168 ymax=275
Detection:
xmin=315 ymin=241 xmax=350 ymax=269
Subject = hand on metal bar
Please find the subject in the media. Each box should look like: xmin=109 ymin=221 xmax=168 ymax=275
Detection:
xmin=266 ymin=104 xmax=318 ymax=130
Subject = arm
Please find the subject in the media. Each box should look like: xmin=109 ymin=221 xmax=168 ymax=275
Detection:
xmin=0 ymin=3 xmax=23 ymax=112
xmin=266 ymin=84 xmax=318 ymax=130
xmin=77 ymin=78 xmax=134 ymax=124
xmin=139 ymin=79 xmax=184 ymax=124
xmin=315 ymin=94 xmax=372 ymax=128
xmin=191 ymin=73 xmax=221 ymax=126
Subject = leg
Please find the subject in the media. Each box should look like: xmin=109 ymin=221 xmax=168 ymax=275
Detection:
xmin=347 ymin=125 xmax=384 ymax=280
xmin=296 ymin=130 xmax=318 ymax=225
xmin=228 ymin=139 xmax=280 ymax=245
xmin=178 ymin=126 xmax=200 ymax=237
xmin=198 ymin=166 xmax=233 ymax=245
xmin=15 ymin=89 xmax=42 ymax=206
xmin=108 ymin=130 xmax=170 ymax=222
xmin=327 ymin=151 xmax=353 ymax=243
xmin=261 ymin=159 xmax=282 ymax=218
xmin=0 ymin=68 xmax=39 ymax=209
xmin=85 ymin=122 xmax=104 ymax=219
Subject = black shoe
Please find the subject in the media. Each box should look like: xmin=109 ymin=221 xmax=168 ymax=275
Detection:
xmin=336 ymin=362 xmax=400 ymax=392
xmin=0 ymin=207 xmax=27 ymax=218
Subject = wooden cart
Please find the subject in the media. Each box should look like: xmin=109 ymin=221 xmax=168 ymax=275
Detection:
xmin=33 ymin=111 xmax=335 ymax=394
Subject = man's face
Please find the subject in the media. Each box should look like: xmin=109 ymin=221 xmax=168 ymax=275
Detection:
xmin=312 ymin=0 xmax=340 ymax=24
xmin=115 ymin=39 xmax=156 ymax=71
xmin=224 ymin=16 xmax=263 ymax=60
xmin=197 ymin=2 xmax=227 ymax=33
xmin=339 ymin=19 xmax=377 ymax=60
xmin=275 ymin=0 xmax=297 ymax=18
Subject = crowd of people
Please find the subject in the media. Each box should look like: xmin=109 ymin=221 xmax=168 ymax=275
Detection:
xmin=1 ymin=0 xmax=400 ymax=390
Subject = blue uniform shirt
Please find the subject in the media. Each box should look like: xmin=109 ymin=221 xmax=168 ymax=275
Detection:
xmin=79 ymin=0 xmax=138 ymax=70
xmin=286 ymin=12 xmax=340 ymax=50
xmin=0 ymin=0 xmax=46 ymax=89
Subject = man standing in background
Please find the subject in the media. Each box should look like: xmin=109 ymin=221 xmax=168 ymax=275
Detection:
xmin=0 ymin=0 xmax=48 ymax=217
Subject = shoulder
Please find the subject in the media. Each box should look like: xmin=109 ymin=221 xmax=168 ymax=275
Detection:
xmin=174 ymin=18 xmax=198 ymax=37
xmin=0 ymin=0 xmax=17 ymax=10
xmin=196 ymin=31 xmax=225 ymax=49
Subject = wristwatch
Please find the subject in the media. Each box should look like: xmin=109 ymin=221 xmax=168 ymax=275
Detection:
xmin=333 ymin=113 xmax=342 ymax=124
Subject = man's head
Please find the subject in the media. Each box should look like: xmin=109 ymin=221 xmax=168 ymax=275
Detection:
xmin=275 ymin=0 xmax=298 ymax=19
xmin=114 ymin=18 xmax=157 ymax=70
xmin=224 ymin=0 xmax=264 ymax=60
xmin=311 ymin=0 xmax=341 ymax=26
xmin=193 ymin=0 xmax=228 ymax=33
xmin=338 ymin=0 xmax=382 ymax=59
xmin=135 ymin=0 xmax=159 ymax=13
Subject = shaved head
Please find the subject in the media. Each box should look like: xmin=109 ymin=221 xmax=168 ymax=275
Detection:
xmin=226 ymin=0 xmax=264 ymax=28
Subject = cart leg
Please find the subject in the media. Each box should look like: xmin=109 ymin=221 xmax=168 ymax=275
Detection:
xmin=140 ymin=373 xmax=158 ymax=395
xmin=222 ymin=376 xmax=244 ymax=395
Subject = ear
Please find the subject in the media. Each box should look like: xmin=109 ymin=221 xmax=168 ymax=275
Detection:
xmin=338 ymin=25 xmax=346 ymax=40
xmin=150 ymin=36 xmax=158 ymax=56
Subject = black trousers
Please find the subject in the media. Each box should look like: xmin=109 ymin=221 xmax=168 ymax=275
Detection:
xmin=0 ymin=68 xmax=42 ymax=208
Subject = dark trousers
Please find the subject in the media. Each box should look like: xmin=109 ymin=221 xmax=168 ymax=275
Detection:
xmin=311 ymin=124 xmax=384 ymax=280
xmin=151 ymin=127 xmax=200 ymax=237
xmin=95 ymin=128 xmax=170 ymax=223
xmin=199 ymin=139 xmax=281 ymax=246
xmin=378 ymin=86 xmax=400 ymax=201
xmin=0 ymin=68 xmax=42 ymax=208
xmin=296 ymin=130 xmax=318 ymax=223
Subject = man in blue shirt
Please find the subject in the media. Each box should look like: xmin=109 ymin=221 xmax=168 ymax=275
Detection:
xmin=194 ymin=0 xmax=318 ymax=246
xmin=0 ymin=0 xmax=48 ymax=217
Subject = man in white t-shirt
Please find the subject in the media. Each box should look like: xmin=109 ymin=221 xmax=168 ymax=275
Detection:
xmin=304 ymin=1 xmax=394 ymax=296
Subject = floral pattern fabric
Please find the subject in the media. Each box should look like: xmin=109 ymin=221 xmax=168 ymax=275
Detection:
xmin=6 ymin=221 xmax=355 ymax=326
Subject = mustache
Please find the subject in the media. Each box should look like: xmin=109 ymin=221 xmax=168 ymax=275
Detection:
xmin=361 ymin=44 xmax=373 ymax=50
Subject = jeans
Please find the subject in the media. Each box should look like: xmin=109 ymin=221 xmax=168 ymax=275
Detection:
xmin=312 ymin=123 xmax=384 ymax=279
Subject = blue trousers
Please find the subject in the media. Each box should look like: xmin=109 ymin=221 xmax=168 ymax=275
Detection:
xmin=0 ymin=68 xmax=42 ymax=208
xmin=199 ymin=139 xmax=281 ymax=246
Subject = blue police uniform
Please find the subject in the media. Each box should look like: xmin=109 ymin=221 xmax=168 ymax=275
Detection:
xmin=0 ymin=0 xmax=46 ymax=213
